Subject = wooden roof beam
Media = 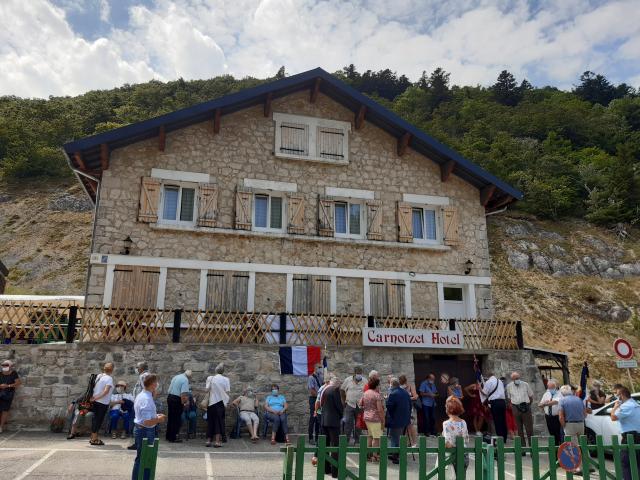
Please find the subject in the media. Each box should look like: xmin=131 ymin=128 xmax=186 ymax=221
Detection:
xmin=213 ymin=108 xmax=221 ymax=135
xmin=264 ymin=92 xmax=273 ymax=117
xmin=480 ymin=184 xmax=496 ymax=206
xmin=487 ymin=194 xmax=513 ymax=211
xmin=73 ymin=151 xmax=86 ymax=171
xmin=441 ymin=160 xmax=455 ymax=182
xmin=158 ymin=125 xmax=166 ymax=152
xmin=100 ymin=143 xmax=109 ymax=170
xmin=355 ymin=105 xmax=366 ymax=130
xmin=397 ymin=132 xmax=411 ymax=156
xmin=310 ymin=78 xmax=321 ymax=103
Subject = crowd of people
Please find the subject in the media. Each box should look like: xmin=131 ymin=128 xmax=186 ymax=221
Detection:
xmin=2 ymin=356 xmax=640 ymax=479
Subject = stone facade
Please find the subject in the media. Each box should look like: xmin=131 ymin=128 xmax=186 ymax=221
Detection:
xmin=2 ymin=344 xmax=545 ymax=434
xmin=86 ymin=89 xmax=493 ymax=319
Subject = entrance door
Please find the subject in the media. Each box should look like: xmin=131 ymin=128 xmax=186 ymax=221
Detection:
xmin=442 ymin=284 xmax=466 ymax=319
xmin=413 ymin=354 xmax=481 ymax=433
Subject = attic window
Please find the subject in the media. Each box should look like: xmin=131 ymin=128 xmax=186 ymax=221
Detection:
xmin=273 ymin=112 xmax=350 ymax=165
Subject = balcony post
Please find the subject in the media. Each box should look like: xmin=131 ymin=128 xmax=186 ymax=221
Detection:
xmin=173 ymin=309 xmax=182 ymax=343
xmin=279 ymin=312 xmax=287 ymax=345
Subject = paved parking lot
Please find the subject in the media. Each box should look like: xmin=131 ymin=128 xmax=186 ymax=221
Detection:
xmin=0 ymin=430 xmax=616 ymax=479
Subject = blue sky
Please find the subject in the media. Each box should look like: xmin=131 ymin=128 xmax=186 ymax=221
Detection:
xmin=1 ymin=0 xmax=639 ymax=98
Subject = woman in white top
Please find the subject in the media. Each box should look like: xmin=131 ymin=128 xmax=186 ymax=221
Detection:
xmin=89 ymin=362 xmax=114 ymax=446
xmin=441 ymin=396 xmax=469 ymax=475
xmin=205 ymin=363 xmax=230 ymax=448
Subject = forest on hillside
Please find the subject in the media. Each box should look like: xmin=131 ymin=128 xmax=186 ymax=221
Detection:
xmin=0 ymin=66 xmax=639 ymax=228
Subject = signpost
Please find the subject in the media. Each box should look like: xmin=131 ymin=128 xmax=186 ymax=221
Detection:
xmin=614 ymin=338 xmax=636 ymax=392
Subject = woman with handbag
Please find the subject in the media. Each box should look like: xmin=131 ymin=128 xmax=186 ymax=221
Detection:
xmin=205 ymin=363 xmax=230 ymax=448
xmin=0 ymin=360 xmax=21 ymax=433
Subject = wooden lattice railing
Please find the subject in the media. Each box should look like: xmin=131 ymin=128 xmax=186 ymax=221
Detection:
xmin=0 ymin=303 xmax=521 ymax=349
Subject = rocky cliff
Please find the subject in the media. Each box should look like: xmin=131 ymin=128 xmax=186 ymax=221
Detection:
xmin=1 ymin=180 xmax=638 ymax=386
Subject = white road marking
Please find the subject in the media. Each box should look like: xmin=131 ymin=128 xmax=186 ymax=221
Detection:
xmin=0 ymin=428 xmax=21 ymax=446
xmin=0 ymin=447 xmax=281 ymax=454
xmin=13 ymin=448 xmax=57 ymax=480
xmin=205 ymin=452 xmax=214 ymax=480
xmin=346 ymin=456 xmax=376 ymax=480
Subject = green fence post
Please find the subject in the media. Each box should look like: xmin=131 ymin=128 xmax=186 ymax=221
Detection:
xmin=358 ymin=435 xmax=368 ymax=480
xmin=628 ymin=434 xmax=639 ymax=480
xmin=474 ymin=436 xmax=483 ymax=480
xmin=484 ymin=444 xmax=495 ymax=480
xmin=399 ymin=435 xmax=408 ymax=479
xmin=513 ymin=435 xmax=523 ymax=479
xmin=612 ymin=436 xmax=623 ymax=480
xmin=284 ymin=444 xmax=294 ymax=480
xmin=436 ymin=435 xmax=447 ymax=480
xmin=595 ymin=435 xmax=607 ymax=479
xmin=295 ymin=436 xmax=305 ymax=480
xmin=338 ymin=435 xmax=348 ymax=480
xmin=496 ymin=437 xmax=506 ymax=480
xmin=455 ymin=435 xmax=465 ymax=480
xmin=547 ymin=437 xmax=557 ymax=480
xmin=138 ymin=438 xmax=159 ymax=480
xmin=378 ymin=435 xmax=388 ymax=480
xmin=418 ymin=435 xmax=427 ymax=480
xmin=531 ymin=437 xmax=540 ymax=480
xmin=316 ymin=435 xmax=327 ymax=480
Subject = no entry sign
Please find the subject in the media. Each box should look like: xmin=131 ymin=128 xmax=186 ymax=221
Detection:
xmin=614 ymin=338 xmax=634 ymax=360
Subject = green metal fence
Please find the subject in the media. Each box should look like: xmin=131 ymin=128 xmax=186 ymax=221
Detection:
xmin=282 ymin=434 xmax=640 ymax=480
xmin=137 ymin=438 xmax=159 ymax=480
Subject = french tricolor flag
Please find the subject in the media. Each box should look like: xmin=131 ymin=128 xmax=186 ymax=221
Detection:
xmin=279 ymin=346 xmax=322 ymax=376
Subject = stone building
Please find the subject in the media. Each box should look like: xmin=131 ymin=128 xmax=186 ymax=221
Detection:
xmin=53 ymin=69 xmax=545 ymax=434
xmin=63 ymin=68 xmax=521 ymax=321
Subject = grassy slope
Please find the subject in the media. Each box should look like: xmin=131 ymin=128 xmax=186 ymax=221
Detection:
xmin=1 ymin=180 xmax=639 ymax=385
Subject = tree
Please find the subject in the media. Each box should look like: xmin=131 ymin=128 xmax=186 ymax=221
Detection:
xmin=491 ymin=70 xmax=521 ymax=106
xmin=417 ymin=67 xmax=451 ymax=112
xmin=573 ymin=71 xmax=630 ymax=106
xmin=275 ymin=66 xmax=286 ymax=79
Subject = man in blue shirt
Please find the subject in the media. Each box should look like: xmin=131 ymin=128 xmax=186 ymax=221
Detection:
xmin=307 ymin=363 xmax=323 ymax=445
xmin=165 ymin=369 xmax=191 ymax=442
xmin=132 ymin=374 xmax=165 ymax=480
xmin=419 ymin=373 xmax=438 ymax=436
xmin=611 ymin=386 xmax=640 ymax=480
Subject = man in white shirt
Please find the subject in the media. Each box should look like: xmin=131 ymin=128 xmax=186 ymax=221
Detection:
xmin=341 ymin=366 xmax=365 ymax=445
xmin=506 ymin=371 xmax=534 ymax=448
xmin=89 ymin=362 xmax=115 ymax=446
xmin=481 ymin=372 xmax=507 ymax=441
xmin=538 ymin=379 xmax=563 ymax=445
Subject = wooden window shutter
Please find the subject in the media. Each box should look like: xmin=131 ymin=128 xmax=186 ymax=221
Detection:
xmin=318 ymin=195 xmax=335 ymax=237
xmin=230 ymin=273 xmax=249 ymax=311
xmin=312 ymin=276 xmax=331 ymax=314
xmin=138 ymin=177 xmax=161 ymax=223
xmin=387 ymin=281 xmax=406 ymax=317
xmin=234 ymin=187 xmax=252 ymax=230
xmin=287 ymin=193 xmax=305 ymax=235
xmin=292 ymin=275 xmax=311 ymax=313
xmin=197 ymin=183 xmax=218 ymax=227
xmin=369 ymin=280 xmax=388 ymax=317
xmin=366 ymin=200 xmax=383 ymax=240
xmin=397 ymin=202 xmax=413 ymax=243
xmin=443 ymin=206 xmax=460 ymax=246
xmin=317 ymin=127 xmax=345 ymax=160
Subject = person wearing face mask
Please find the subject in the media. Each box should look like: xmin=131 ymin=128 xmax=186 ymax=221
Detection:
xmin=0 ymin=360 xmax=20 ymax=433
xmin=340 ymin=366 xmax=365 ymax=445
xmin=109 ymin=381 xmax=135 ymax=439
xmin=264 ymin=384 xmax=290 ymax=445
xmin=131 ymin=374 xmax=166 ymax=480
xmin=506 ymin=371 xmax=534 ymax=451
xmin=232 ymin=386 xmax=260 ymax=442
xmin=538 ymin=379 xmax=563 ymax=446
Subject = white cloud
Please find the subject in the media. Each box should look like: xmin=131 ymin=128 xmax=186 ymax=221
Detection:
xmin=99 ymin=0 xmax=110 ymax=22
xmin=1 ymin=0 xmax=639 ymax=97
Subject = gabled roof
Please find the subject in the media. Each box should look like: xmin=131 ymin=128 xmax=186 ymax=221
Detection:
xmin=63 ymin=67 xmax=522 ymax=210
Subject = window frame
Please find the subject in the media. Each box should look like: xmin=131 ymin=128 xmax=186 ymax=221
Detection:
xmin=333 ymin=198 xmax=366 ymax=239
xmin=158 ymin=181 xmax=198 ymax=227
xmin=273 ymin=112 xmax=351 ymax=165
xmin=251 ymin=190 xmax=286 ymax=233
xmin=409 ymin=204 xmax=442 ymax=245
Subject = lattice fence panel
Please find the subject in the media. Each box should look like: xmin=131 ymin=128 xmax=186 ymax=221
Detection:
xmin=78 ymin=306 xmax=173 ymax=343
xmin=0 ymin=302 xmax=70 ymax=344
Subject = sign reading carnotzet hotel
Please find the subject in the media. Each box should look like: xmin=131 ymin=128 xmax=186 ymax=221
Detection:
xmin=362 ymin=327 xmax=464 ymax=349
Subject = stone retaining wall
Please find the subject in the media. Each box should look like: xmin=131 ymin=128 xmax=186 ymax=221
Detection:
xmin=1 ymin=344 xmax=545 ymax=435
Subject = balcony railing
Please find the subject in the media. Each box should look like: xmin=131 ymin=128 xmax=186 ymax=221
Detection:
xmin=0 ymin=303 xmax=522 ymax=350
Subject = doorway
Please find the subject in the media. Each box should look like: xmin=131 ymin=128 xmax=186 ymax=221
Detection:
xmin=413 ymin=354 xmax=482 ymax=433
